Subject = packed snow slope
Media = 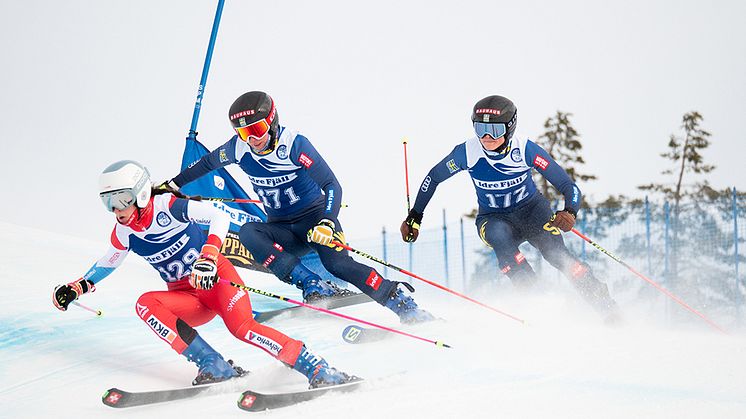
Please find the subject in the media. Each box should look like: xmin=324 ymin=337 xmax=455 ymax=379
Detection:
xmin=1 ymin=221 xmax=745 ymax=419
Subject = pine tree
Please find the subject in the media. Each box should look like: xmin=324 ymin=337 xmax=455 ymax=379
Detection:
xmin=639 ymin=111 xmax=714 ymax=212
xmin=632 ymin=111 xmax=746 ymax=318
xmin=532 ymin=111 xmax=596 ymax=202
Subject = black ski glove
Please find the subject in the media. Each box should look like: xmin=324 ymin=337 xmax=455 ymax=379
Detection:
xmin=400 ymin=209 xmax=423 ymax=243
xmin=53 ymin=279 xmax=95 ymax=311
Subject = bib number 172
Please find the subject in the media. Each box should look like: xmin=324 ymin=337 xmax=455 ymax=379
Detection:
xmin=484 ymin=185 xmax=528 ymax=208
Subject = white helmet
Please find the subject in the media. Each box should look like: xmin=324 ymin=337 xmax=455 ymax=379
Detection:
xmin=98 ymin=160 xmax=152 ymax=211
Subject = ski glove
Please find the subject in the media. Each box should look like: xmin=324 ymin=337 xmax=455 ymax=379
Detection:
xmin=307 ymin=219 xmax=336 ymax=247
xmin=53 ymin=279 xmax=95 ymax=311
xmin=549 ymin=209 xmax=576 ymax=232
xmin=189 ymin=244 xmax=220 ymax=290
xmin=400 ymin=209 xmax=423 ymax=243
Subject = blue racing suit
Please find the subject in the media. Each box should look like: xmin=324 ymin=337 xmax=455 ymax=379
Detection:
xmin=172 ymin=126 xmax=400 ymax=304
xmin=412 ymin=135 xmax=615 ymax=313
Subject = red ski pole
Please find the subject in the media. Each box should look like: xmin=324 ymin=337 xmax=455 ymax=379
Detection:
xmin=570 ymin=228 xmax=728 ymax=334
xmin=72 ymin=301 xmax=104 ymax=317
xmin=403 ymin=139 xmax=412 ymax=211
xmin=330 ymin=241 xmax=525 ymax=325
xmin=223 ymin=280 xmax=451 ymax=348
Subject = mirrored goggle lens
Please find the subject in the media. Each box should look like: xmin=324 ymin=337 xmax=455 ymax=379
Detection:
xmin=235 ymin=119 xmax=270 ymax=141
xmin=474 ymin=122 xmax=507 ymax=139
xmin=100 ymin=189 xmax=136 ymax=212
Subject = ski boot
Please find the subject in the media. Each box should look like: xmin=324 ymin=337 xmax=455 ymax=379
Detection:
xmin=285 ymin=263 xmax=351 ymax=303
xmin=292 ymin=345 xmax=360 ymax=389
xmin=569 ymin=262 xmax=623 ymax=325
xmin=301 ymin=276 xmax=342 ymax=303
xmin=182 ymin=334 xmax=246 ymax=385
xmin=385 ymin=287 xmax=436 ymax=324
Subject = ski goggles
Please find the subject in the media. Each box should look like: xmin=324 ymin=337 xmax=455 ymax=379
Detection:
xmin=100 ymin=189 xmax=136 ymax=212
xmin=474 ymin=122 xmax=507 ymax=139
xmin=235 ymin=119 xmax=271 ymax=142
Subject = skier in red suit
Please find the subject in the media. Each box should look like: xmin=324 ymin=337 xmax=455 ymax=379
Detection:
xmin=52 ymin=160 xmax=356 ymax=388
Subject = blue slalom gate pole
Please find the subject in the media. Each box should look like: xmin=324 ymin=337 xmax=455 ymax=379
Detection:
xmin=580 ymin=215 xmax=586 ymax=261
xmin=460 ymin=216 xmax=466 ymax=290
xmin=734 ymin=187 xmax=740 ymax=318
xmin=645 ymin=196 xmax=652 ymax=274
xmin=382 ymin=226 xmax=388 ymax=278
xmin=442 ymin=208 xmax=449 ymax=287
xmin=187 ymin=0 xmax=226 ymax=140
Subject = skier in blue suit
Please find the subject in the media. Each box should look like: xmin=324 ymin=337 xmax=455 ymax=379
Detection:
xmin=400 ymin=95 xmax=618 ymax=321
xmin=162 ymin=91 xmax=434 ymax=324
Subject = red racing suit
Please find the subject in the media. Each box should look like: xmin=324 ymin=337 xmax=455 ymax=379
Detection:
xmin=80 ymin=193 xmax=303 ymax=365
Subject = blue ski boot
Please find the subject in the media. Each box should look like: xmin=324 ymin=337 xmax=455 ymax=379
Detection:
xmin=385 ymin=288 xmax=436 ymax=324
xmin=301 ymin=276 xmax=340 ymax=303
xmin=182 ymin=334 xmax=245 ymax=385
xmin=292 ymin=345 xmax=359 ymax=389
xmin=286 ymin=263 xmax=348 ymax=303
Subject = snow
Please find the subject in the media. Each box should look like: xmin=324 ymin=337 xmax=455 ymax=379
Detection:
xmin=1 ymin=221 xmax=745 ymax=418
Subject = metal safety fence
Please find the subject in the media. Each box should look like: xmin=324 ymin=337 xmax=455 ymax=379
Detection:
xmin=350 ymin=189 xmax=745 ymax=328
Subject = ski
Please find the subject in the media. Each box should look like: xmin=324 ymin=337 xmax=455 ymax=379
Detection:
xmin=102 ymin=376 xmax=248 ymax=408
xmin=341 ymin=324 xmax=391 ymax=344
xmin=237 ymin=380 xmax=364 ymax=411
xmin=253 ymin=292 xmax=372 ymax=323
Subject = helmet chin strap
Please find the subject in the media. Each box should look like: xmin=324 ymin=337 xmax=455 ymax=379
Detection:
xmin=493 ymin=141 xmax=509 ymax=154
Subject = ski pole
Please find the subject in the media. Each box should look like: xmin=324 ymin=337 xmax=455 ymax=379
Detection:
xmin=223 ymin=280 xmax=451 ymax=348
xmin=330 ymin=241 xmax=525 ymax=325
xmin=403 ymin=139 xmax=411 ymax=211
xmin=402 ymin=139 xmax=416 ymax=281
xmin=570 ymin=228 xmax=728 ymax=334
xmin=197 ymin=196 xmax=346 ymax=206
xmin=193 ymin=196 xmax=262 ymax=204
xmin=73 ymin=301 xmax=103 ymax=317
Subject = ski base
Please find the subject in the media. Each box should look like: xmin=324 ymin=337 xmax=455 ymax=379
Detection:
xmin=253 ymin=292 xmax=372 ymax=323
xmin=102 ymin=376 xmax=246 ymax=408
xmin=237 ymin=380 xmax=364 ymax=411
xmin=342 ymin=324 xmax=391 ymax=344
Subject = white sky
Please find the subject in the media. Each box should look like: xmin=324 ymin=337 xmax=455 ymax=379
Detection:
xmin=1 ymin=0 xmax=745 ymax=243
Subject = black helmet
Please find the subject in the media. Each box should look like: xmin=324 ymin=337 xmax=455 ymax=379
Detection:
xmin=471 ymin=95 xmax=518 ymax=141
xmin=229 ymin=91 xmax=280 ymax=152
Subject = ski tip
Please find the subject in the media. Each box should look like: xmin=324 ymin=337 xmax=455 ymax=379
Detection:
xmin=238 ymin=391 xmax=260 ymax=411
xmin=102 ymin=388 xmax=126 ymax=408
xmin=342 ymin=325 xmax=364 ymax=344
xmin=238 ymin=379 xmax=366 ymax=411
